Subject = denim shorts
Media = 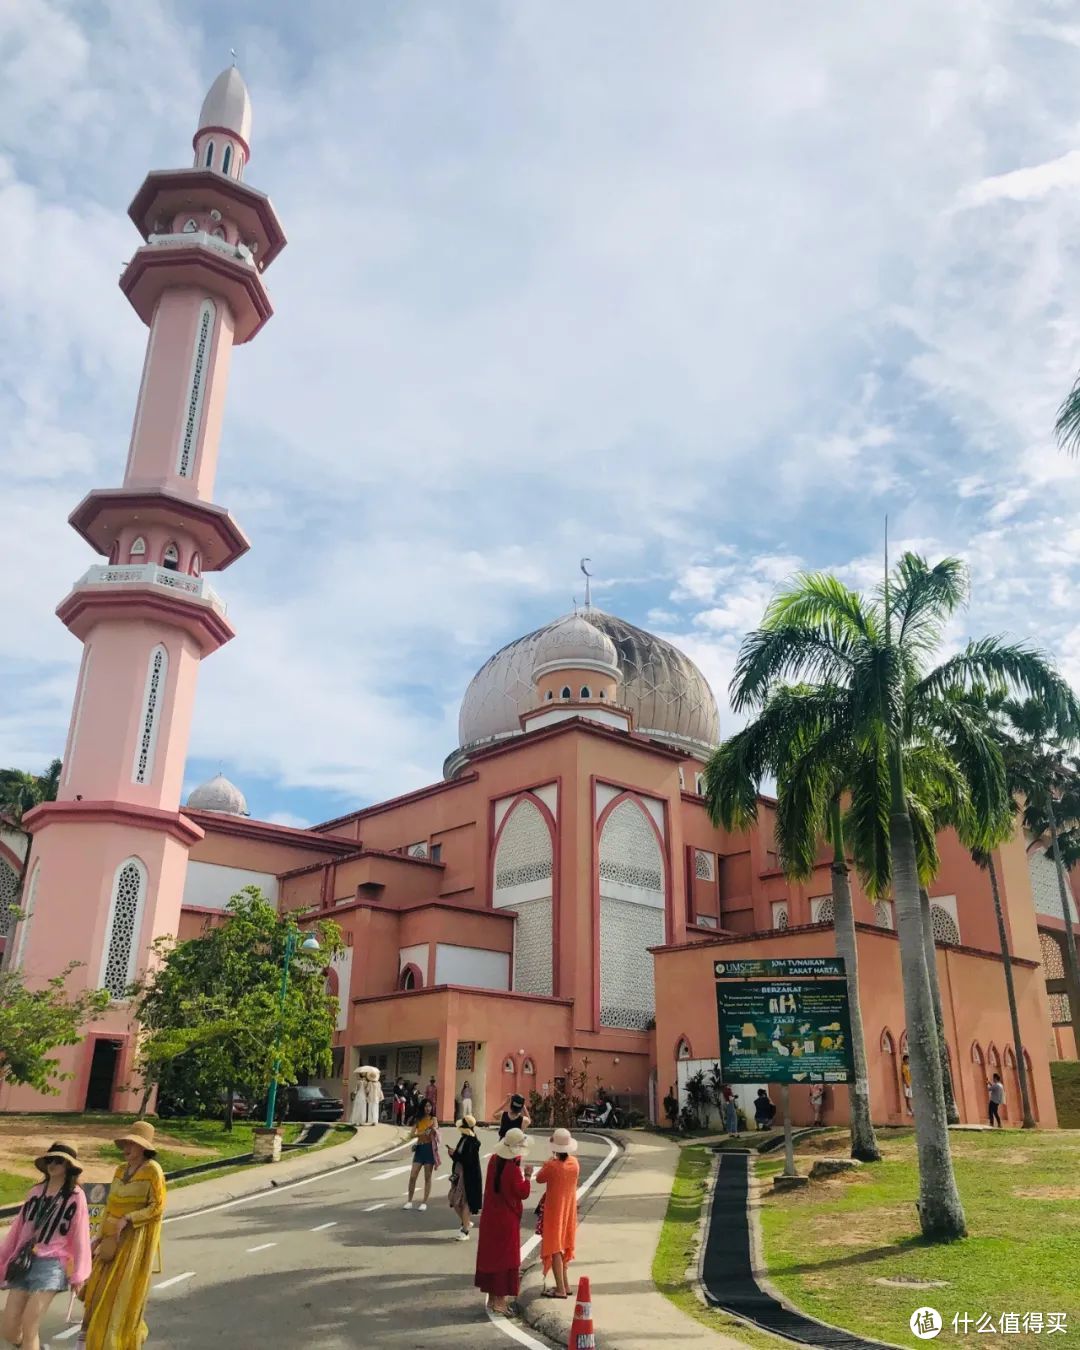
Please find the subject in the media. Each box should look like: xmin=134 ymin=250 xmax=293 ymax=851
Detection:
xmin=7 ymin=1253 xmax=69 ymax=1293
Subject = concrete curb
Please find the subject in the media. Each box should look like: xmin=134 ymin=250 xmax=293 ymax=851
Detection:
xmin=164 ymin=1123 xmax=412 ymax=1218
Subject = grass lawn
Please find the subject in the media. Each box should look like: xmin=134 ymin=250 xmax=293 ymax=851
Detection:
xmin=758 ymin=1128 xmax=1080 ymax=1350
xmin=0 ymin=1115 xmax=345 ymax=1207
xmin=1050 ymin=1061 xmax=1080 ymax=1128
xmin=652 ymin=1142 xmax=789 ymax=1350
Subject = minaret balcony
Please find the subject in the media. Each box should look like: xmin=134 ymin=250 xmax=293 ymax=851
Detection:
xmin=127 ymin=168 xmax=286 ymax=268
xmin=120 ymin=235 xmax=272 ymax=343
xmin=58 ymin=563 xmax=235 ymax=655
xmin=76 ymin=562 xmax=227 ymax=615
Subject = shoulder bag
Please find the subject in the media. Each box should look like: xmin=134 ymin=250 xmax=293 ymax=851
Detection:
xmin=5 ymin=1190 xmax=62 ymax=1283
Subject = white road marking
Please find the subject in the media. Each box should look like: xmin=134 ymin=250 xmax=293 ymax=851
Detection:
xmin=310 ymin=1220 xmax=338 ymax=1231
xmin=364 ymin=1202 xmax=386 ymax=1212
xmin=246 ymin=1242 xmax=277 ymax=1253
xmin=155 ymin=1271 xmax=195 ymax=1290
xmin=54 ymin=1327 xmax=82 ymax=1342
xmin=372 ymin=1164 xmax=411 ymax=1181
xmin=485 ymin=1307 xmax=550 ymax=1348
xmin=164 ymin=1138 xmax=412 ymax=1225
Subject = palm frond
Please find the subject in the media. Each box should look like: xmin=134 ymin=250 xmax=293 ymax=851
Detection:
xmin=885 ymin=553 xmax=969 ymax=661
xmin=730 ymin=625 xmax=858 ymax=712
xmin=844 ymin=731 xmax=892 ymax=898
xmin=763 ymin=572 xmax=880 ymax=643
xmin=1055 ymin=373 xmax=1080 ymax=455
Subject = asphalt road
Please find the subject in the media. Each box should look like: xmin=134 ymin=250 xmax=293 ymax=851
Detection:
xmin=42 ymin=1128 xmax=613 ymax=1349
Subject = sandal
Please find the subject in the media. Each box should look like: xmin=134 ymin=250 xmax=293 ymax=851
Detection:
xmin=542 ymin=1289 xmax=569 ymax=1299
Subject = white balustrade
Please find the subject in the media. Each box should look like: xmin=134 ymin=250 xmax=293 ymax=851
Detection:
xmin=78 ymin=563 xmax=227 ymax=615
xmin=145 ymin=231 xmax=255 ymax=266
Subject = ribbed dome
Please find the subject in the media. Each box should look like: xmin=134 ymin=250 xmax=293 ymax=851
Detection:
xmin=449 ymin=609 xmax=720 ymax=775
xmin=532 ymin=613 xmax=620 ymax=681
xmin=185 ymin=773 xmax=249 ymax=816
xmin=198 ymin=67 xmax=252 ymax=146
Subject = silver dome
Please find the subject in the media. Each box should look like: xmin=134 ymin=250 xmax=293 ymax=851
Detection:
xmin=185 ymin=772 xmax=250 ymax=816
xmin=532 ymin=613 xmax=619 ymax=680
xmin=449 ymin=609 xmax=720 ymax=775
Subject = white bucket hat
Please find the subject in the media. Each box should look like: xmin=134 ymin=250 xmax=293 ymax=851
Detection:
xmin=549 ymin=1127 xmax=578 ymax=1155
xmin=493 ymin=1127 xmax=530 ymax=1160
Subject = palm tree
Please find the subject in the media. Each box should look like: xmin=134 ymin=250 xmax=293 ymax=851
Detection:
xmin=0 ymin=760 xmax=62 ymax=958
xmin=731 ymin=554 xmax=1079 ymax=1241
xmin=703 ymin=684 xmax=882 ymax=1162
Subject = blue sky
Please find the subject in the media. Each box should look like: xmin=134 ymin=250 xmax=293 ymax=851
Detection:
xmin=5 ymin=2 xmax=1080 ymax=827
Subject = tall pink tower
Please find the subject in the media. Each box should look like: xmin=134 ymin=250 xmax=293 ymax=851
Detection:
xmin=3 ymin=67 xmax=285 ymax=1112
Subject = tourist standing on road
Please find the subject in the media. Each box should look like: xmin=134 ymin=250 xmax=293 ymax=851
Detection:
xmin=0 ymin=1142 xmax=90 ymax=1350
xmin=392 ymin=1079 xmax=407 ymax=1125
xmin=809 ymin=1083 xmax=825 ymax=1127
xmin=535 ymin=1128 xmax=579 ymax=1299
xmin=448 ymin=1115 xmax=483 ymax=1241
xmin=988 ymin=1073 xmax=1006 ymax=1127
xmin=424 ymin=1076 xmax=439 ymax=1115
xmin=753 ymin=1089 xmax=774 ymax=1130
xmin=497 ymin=1093 xmax=531 ymax=1138
xmin=404 ymin=1099 xmax=441 ymax=1211
xmin=460 ymin=1080 xmax=473 ymax=1118
xmin=475 ymin=1128 xmax=532 ymax=1315
xmin=79 ymin=1121 xmax=167 ymax=1350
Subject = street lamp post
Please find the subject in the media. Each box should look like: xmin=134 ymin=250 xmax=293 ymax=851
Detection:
xmin=264 ymin=926 xmax=321 ymax=1130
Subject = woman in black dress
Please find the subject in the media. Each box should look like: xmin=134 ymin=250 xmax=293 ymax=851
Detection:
xmin=497 ymin=1093 xmax=531 ymax=1138
xmin=448 ymin=1115 xmax=483 ymax=1240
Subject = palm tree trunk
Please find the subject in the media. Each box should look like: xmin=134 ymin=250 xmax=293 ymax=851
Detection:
xmin=828 ymin=801 xmax=881 ymax=1162
xmin=918 ymin=887 xmax=960 ymax=1125
xmin=889 ymin=748 xmax=967 ymax=1240
xmin=1046 ymin=798 xmax=1080 ymax=1054
xmin=986 ymin=855 xmax=1036 ymax=1129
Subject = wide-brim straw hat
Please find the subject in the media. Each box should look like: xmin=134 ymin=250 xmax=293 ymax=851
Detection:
xmin=493 ymin=1127 xmax=530 ymax=1160
xmin=35 ymin=1142 xmax=83 ymax=1177
xmin=114 ymin=1120 xmax=157 ymax=1157
xmin=549 ymin=1127 xmax=578 ymax=1155
xmin=459 ymin=1114 xmax=477 ymax=1132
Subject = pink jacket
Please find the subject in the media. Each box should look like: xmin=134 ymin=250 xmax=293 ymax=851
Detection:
xmin=0 ymin=1183 xmax=92 ymax=1288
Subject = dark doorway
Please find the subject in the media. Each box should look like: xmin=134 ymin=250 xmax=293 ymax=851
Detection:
xmin=85 ymin=1040 xmax=121 ymax=1111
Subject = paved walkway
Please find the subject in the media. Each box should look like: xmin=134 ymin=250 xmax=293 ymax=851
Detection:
xmin=520 ymin=1131 xmax=749 ymax=1349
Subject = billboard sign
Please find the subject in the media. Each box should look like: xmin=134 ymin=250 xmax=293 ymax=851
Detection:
xmin=716 ymin=979 xmax=855 ymax=1084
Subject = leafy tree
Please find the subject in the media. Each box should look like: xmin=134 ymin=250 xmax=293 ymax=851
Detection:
xmin=708 ymin=1062 xmax=726 ymax=1126
xmin=130 ymin=888 xmax=342 ymax=1129
xmin=730 ymin=553 xmax=1079 ymax=1240
xmin=0 ymin=964 xmax=109 ymax=1094
xmin=662 ymin=1087 xmax=679 ymax=1131
xmin=684 ymin=1069 xmax=710 ymax=1128
xmin=0 ymin=759 xmax=62 ymax=947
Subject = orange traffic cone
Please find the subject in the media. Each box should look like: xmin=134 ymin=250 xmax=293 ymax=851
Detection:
xmin=568 ymin=1275 xmax=595 ymax=1349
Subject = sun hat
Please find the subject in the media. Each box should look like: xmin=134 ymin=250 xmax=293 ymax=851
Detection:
xmin=549 ymin=1127 xmax=578 ymax=1155
xmin=113 ymin=1120 xmax=157 ymax=1157
xmin=493 ymin=1127 xmax=530 ymax=1160
xmin=34 ymin=1142 xmax=83 ymax=1177
xmin=459 ymin=1114 xmax=477 ymax=1132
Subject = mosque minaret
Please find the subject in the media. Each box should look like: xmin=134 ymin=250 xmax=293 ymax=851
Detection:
xmin=4 ymin=67 xmax=284 ymax=1108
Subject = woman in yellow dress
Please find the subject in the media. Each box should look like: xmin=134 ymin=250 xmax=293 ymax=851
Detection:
xmin=79 ymin=1120 xmax=166 ymax=1349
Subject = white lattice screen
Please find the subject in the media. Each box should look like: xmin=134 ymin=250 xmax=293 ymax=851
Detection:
xmin=102 ymin=859 xmax=146 ymax=999
xmin=132 ymin=645 xmax=167 ymax=785
xmin=598 ymin=897 xmax=663 ymax=1029
xmin=493 ymin=799 xmax=553 ymax=900
xmin=930 ymin=904 xmax=961 ymax=945
xmin=178 ymin=299 xmax=215 ymax=476
xmin=511 ymin=897 xmax=553 ymax=996
xmin=0 ymin=860 xmax=18 ymax=938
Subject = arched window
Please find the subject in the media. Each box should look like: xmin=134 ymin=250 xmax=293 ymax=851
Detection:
xmin=100 ymin=858 xmax=147 ymax=999
xmin=162 ymin=542 xmax=180 ymax=572
xmin=599 ymin=689 xmax=606 ymax=700
xmin=177 ymin=300 xmax=215 ymax=477
xmin=212 ymin=226 xmax=226 ymax=240
xmin=222 ymin=145 xmax=233 ymax=176
xmin=580 ymin=686 xmax=591 ymax=699
xmin=182 ymin=217 xmax=199 ymax=233
xmin=493 ymin=795 xmax=554 ymax=997
xmin=11 ymin=864 xmax=40 ymax=969
xmin=1040 ymin=930 xmax=1065 ymax=979
xmin=598 ymin=797 xmax=665 ymax=1029
xmin=399 ymin=966 xmax=417 ymax=991
xmin=810 ymin=895 xmax=834 ymax=925
xmin=930 ymin=904 xmax=961 ymax=945
xmin=502 ymin=1057 xmax=515 ymax=1074
xmin=561 ymin=686 xmax=571 ymax=700
xmin=522 ymin=1057 xmax=535 ymax=1076
xmin=132 ymin=645 xmax=168 ymax=784
xmin=875 ymin=901 xmax=894 ymax=929
xmin=676 ymin=1037 xmax=692 ymax=1060
xmin=545 ymin=690 xmax=553 ymax=701
xmin=129 ymin=536 xmax=146 ymax=560
xmin=190 ymin=552 xmax=202 ymax=577
xmin=204 ymin=141 xmax=215 ymax=169
xmin=0 ymin=859 xmax=19 ymax=939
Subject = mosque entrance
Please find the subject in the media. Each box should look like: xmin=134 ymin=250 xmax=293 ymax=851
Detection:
xmin=85 ymin=1038 xmax=121 ymax=1111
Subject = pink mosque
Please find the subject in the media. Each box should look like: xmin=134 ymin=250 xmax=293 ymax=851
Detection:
xmin=1 ymin=71 xmax=1076 ymax=1129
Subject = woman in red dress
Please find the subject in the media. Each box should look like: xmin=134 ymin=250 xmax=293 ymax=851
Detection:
xmin=474 ymin=1127 xmax=532 ymax=1314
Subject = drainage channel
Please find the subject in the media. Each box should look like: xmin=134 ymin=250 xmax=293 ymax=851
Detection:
xmin=701 ymin=1151 xmax=900 ymax=1350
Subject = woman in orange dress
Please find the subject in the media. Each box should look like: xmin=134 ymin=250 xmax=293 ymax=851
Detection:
xmin=534 ymin=1127 xmax=579 ymax=1299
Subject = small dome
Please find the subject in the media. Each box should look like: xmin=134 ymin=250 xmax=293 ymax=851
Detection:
xmin=198 ymin=67 xmax=252 ymax=147
xmin=532 ymin=612 xmax=620 ymax=681
xmin=186 ymin=773 xmax=249 ymax=816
